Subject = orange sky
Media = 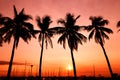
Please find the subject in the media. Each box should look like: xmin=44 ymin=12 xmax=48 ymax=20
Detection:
xmin=0 ymin=0 xmax=120 ymax=77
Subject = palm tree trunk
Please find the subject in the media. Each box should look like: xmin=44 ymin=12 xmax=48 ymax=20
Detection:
xmin=39 ymin=34 xmax=44 ymax=78
xmin=7 ymin=39 xmax=16 ymax=80
xmin=70 ymin=48 xmax=77 ymax=80
xmin=100 ymin=43 xmax=114 ymax=78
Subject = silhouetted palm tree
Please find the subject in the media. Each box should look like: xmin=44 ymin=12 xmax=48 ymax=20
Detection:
xmin=0 ymin=6 xmax=35 ymax=79
xmin=85 ymin=16 xmax=114 ymax=78
xmin=35 ymin=15 xmax=54 ymax=78
xmin=54 ymin=13 xmax=87 ymax=79
xmin=117 ymin=21 xmax=120 ymax=31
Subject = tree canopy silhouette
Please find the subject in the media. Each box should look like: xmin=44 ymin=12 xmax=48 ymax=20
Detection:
xmin=85 ymin=16 xmax=114 ymax=78
xmin=54 ymin=13 xmax=87 ymax=79
xmin=0 ymin=5 xmax=35 ymax=79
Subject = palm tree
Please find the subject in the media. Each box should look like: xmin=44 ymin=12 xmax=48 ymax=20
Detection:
xmin=117 ymin=21 xmax=120 ymax=31
xmin=54 ymin=13 xmax=87 ymax=79
xmin=0 ymin=6 xmax=35 ymax=79
xmin=85 ymin=16 xmax=114 ymax=78
xmin=35 ymin=15 xmax=55 ymax=78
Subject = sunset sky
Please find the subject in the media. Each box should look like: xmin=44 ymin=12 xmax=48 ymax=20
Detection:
xmin=0 ymin=0 xmax=120 ymax=77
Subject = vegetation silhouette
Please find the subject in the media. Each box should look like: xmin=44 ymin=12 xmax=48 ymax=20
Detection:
xmin=0 ymin=13 xmax=4 ymax=46
xmin=117 ymin=21 xmax=120 ymax=31
xmin=54 ymin=13 xmax=87 ymax=80
xmin=35 ymin=15 xmax=56 ymax=78
xmin=1 ymin=76 xmax=119 ymax=80
xmin=0 ymin=5 xmax=35 ymax=80
xmin=85 ymin=16 xmax=114 ymax=78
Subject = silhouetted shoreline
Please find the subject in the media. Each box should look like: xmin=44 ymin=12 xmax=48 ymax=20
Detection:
xmin=0 ymin=76 xmax=120 ymax=80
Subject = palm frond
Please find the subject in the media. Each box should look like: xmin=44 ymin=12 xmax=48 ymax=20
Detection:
xmin=20 ymin=8 xmax=24 ymax=15
xmin=19 ymin=11 xmax=32 ymax=21
xmin=89 ymin=16 xmax=95 ymax=21
xmin=23 ymin=22 xmax=36 ymax=38
xmin=45 ymin=39 xmax=48 ymax=49
xmin=72 ymin=25 xmax=82 ymax=31
xmin=57 ymin=19 xmax=65 ymax=26
xmin=76 ymin=32 xmax=87 ymax=43
xmin=15 ymin=37 xmax=20 ymax=48
xmin=0 ymin=13 xmax=2 ymax=17
xmin=52 ymin=27 xmax=65 ymax=34
xmin=117 ymin=21 xmax=120 ymax=27
xmin=42 ymin=16 xmax=52 ymax=29
xmin=23 ymin=22 xmax=33 ymax=30
xmin=45 ymin=33 xmax=53 ymax=49
xmin=0 ymin=35 xmax=3 ymax=46
xmin=0 ymin=26 xmax=10 ymax=35
xmin=47 ymin=29 xmax=54 ymax=37
xmin=33 ymin=30 xmax=41 ymax=34
xmin=38 ymin=32 xmax=43 ymax=43
xmin=47 ymin=27 xmax=58 ymax=35
xmin=89 ymin=16 xmax=103 ymax=26
xmin=75 ymin=15 xmax=80 ymax=21
xmin=68 ymin=36 xmax=72 ymax=50
xmin=4 ymin=30 xmax=13 ymax=44
xmin=94 ymin=31 xmax=101 ymax=44
xmin=36 ymin=16 xmax=42 ymax=29
xmin=88 ymin=30 xmax=94 ymax=40
xmin=101 ymin=31 xmax=109 ymax=40
xmin=68 ymin=35 xmax=79 ymax=51
xmin=67 ymin=32 xmax=86 ymax=51
xmin=66 ymin=13 xmax=76 ymax=27
xmin=0 ymin=17 xmax=13 ymax=26
xmin=99 ymin=20 xmax=109 ymax=26
xmin=42 ymin=16 xmax=52 ymax=23
xmin=13 ymin=5 xmax=18 ymax=17
xmin=117 ymin=29 xmax=120 ymax=32
xmin=70 ymin=36 xmax=78 ymax=50
xmin=99 ymin=27 xmax=113 ymax=34
xmin=84 ymin=25 xmax=94 ymax=32
xmin=58 ymin=33 xmax=67 ymax=49
xmin=95 ymin=16 xmax=103 ymax=22
xmin=0 ymin=14 xmax=3 ymax=25
xmin=19 ymin=28 xmax=32 ymax=44
xmin=72 ymin=35 xmax=80 ymax=50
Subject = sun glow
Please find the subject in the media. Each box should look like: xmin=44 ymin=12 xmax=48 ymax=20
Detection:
xmin=66 ymin=64 xmax=73 ymax=71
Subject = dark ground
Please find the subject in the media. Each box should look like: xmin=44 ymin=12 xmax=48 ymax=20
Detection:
xmin=0 ymin=76 xmax=120 ymax=80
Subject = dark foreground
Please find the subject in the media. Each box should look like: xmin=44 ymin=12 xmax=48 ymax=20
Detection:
xmin=0 ymin=76 xmax=120 ymax=80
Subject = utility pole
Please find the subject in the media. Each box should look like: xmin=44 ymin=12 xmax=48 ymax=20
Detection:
xmin=30 ymin=65 xmax=33 ymax=76
xmin=24 ymin=61 xmax=27 ymax=77
xmin=93 ymin=64 xmax=95 ymax=77
xmin=58 ymin=67 xmax=61 ymax=77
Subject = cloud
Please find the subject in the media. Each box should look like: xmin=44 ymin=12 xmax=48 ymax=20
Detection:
xmin=0 ymin=61 xmax=9 ymax=65
xmin=0 ymin=61 xmax=31 ymax=66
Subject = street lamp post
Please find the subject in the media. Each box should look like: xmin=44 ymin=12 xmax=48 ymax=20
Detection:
xmin=30 ymin=65 xmax=33 ymax=76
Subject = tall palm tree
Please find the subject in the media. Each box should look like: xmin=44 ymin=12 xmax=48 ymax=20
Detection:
xmin=54 ymin=13 xmax=87 ymax=79
xmin=85 ymin=16 xmax=114 ymax=78
xmin=0 ymin=6 xmax=35 ymax=79
xmin=35 ymin=15 xmax=54 ymax=78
